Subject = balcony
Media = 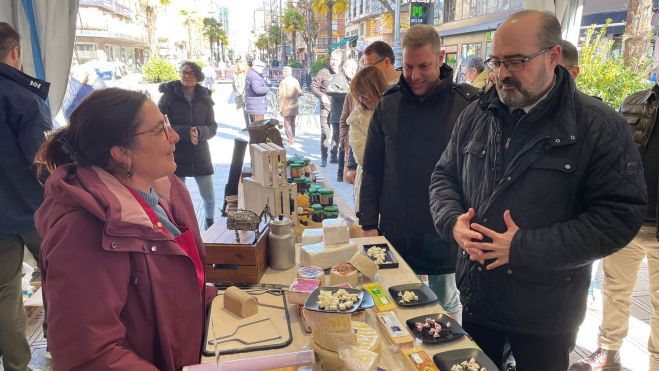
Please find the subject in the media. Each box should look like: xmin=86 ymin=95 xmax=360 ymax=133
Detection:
xmin=80 ymin=0 xmax=132 ymax=18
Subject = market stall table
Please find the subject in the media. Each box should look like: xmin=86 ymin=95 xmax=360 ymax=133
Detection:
xmin=201 ymin=235 xmax=478 ymax=369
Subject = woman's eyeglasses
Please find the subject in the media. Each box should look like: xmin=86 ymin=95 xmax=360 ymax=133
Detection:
xmin=180 ymin=71 xmax=196 ymax=78
xmin=132 ymin=115 xmax=171 ymax=141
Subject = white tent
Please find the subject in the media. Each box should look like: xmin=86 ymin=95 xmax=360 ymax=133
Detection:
xmin=0 ymin=0 xmax=79 ymax=117
xmin=524 ymin=0 xmax=585 ymax=44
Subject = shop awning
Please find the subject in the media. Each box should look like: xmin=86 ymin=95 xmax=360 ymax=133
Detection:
xmin=331 ymin=35 xmax=357 ymax=49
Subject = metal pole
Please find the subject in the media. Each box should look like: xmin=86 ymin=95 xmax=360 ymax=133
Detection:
xmin=393 ymin=0 xmax=402 ymax=69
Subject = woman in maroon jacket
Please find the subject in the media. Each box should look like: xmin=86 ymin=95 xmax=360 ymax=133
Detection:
xmin=35 ymin=88 xmax=217 ymax=371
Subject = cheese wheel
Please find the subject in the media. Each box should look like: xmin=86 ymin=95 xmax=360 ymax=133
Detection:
xmin=297 ymin=266 xmax=324 ymax=280
xmin=352 ymin=321 xmax=381 ymax=352
xmin=300 ymin=241 xmax=357 ymax=269
xmin=313 ymin=341 xmax=344 ymax=370
xmin=329 ymin=263 xmax=359 ymax=288
xmin=288 ymin=278 xmax=321 ymax=305
xmin=223 ymin=286 xmax=258 ymax=318
xmin=302 ymin=307 xmax=352 ymax=332
xmin=312 ymin=329 xmax=357 ymax=352
xmin=349 ymin=252 xmax=379 ymax=279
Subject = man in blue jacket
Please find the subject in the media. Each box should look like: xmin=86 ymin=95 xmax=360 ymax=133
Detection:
xmin=0 ymin=22 xmax=52 ymax=371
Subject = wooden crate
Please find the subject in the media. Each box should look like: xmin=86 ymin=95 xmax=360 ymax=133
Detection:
xmin=243 ymin=177 xmax=297 ymax=218
xmin=202 ymin=217 xmax=269 ymax=284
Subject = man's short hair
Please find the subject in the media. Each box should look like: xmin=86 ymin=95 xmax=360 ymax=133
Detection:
xmin=402 ymin=24 xmax=441 ymax=54
xmin=508 ymin=10 xmax=562 ymax=49
xmin=364 ymin=41 xmax=395 ymax=65
xmin=0 ymin=22 xmax=20 ymax=62
xmin=464 ymin=55 xmax=485 ymax=73
xmin=560 ymin=40 xmax=579 ymax=66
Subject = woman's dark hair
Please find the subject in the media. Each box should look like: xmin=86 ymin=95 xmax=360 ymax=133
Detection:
xmin=36 ymin=88 xmax=149 ymax=175
xmin=180 ymin=61 xmax=204 ymax=82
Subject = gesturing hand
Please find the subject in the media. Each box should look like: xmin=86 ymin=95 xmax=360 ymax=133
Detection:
xmin=190 ymin=127 xmax=199 ymax=145
xmin=463 ymin=210 xmax=519 ymax=270
xmin=452 ymin=208 xmax=483 ymax=253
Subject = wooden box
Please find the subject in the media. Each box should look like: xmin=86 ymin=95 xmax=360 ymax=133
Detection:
xmin=243 ymin=177 xmax=297 ymax=218
xmin=250 ymin=143 xmax=288 ymax=187
xmin=202 ymin=217 xmax=269 ymax=284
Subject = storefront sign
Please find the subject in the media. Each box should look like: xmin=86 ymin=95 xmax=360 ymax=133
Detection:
xmin=410 ymin=2 xmax=430 ymax=25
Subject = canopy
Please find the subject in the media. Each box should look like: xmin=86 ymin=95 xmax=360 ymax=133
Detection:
xmin=0 ymin=0 xmax=79 ymax=117
xmin=523 ymin=0 xmax=584 ymax=44
xmin=331 ymin=35 xmax=358 ymax=50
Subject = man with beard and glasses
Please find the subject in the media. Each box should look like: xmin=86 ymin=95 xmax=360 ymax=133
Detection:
xmin=429 ymin=10 xmax=647 ymax=370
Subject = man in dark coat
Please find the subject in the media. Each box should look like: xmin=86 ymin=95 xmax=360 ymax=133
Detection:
xmin=310 ymin=49 xmax=342 ymax=167
xmin=570 ymin=65 xmax=659 ymax=371
xmin=429 ymin=10 xmax=647 ymax=370
xmin=359 ymin=25 xmax=478 ymax=321
xmin=0 ymin=22 xmax=52 ymax=371
xmin=326 ymin=58 xmax=358 ymax=181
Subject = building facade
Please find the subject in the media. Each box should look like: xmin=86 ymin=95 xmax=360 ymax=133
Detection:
xmin=75 ymin=0 xmax=147 ymax=66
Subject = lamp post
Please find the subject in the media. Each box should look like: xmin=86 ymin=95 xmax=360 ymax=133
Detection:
xmin=393 ymin=0 xmax=402 ymax=69
xmin=280 ymin=0 xmax=285 ymax=64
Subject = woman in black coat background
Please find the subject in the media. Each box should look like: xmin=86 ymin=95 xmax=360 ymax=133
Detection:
xmin=158 ymin=61 xmax=218 ymax=229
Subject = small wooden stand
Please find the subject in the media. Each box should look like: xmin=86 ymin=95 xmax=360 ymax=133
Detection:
xmin=203 ymin=217 xmax=269 ymax=284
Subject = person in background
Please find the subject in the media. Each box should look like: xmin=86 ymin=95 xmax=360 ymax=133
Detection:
xmin=327 ymin=58 xmax=358 ymax=182
xmin=462 ymin=55 xmax=489 ymax=90
xmin=429 ymin=10 xmax=646 ymax=370
xmin=559 ymin=39 xmax=580 ymax=80
xmin=34 ymin=88 xmax=217 ymax=370
xmin=202 ymin=60 xmax=216 ymax=90
xmin=232 ymin=62 xmax=249 ymax=128
xmin=346 ymin=65 xmax=386 ymax=213
xmin=569 ymin=65 xmax=659 ymax=371
xmin=359 ymin=25 xmax=479 ymax=322
xmin=244 ymin=59 xmax=269 ymax=122
xmin=337 ymin=41 xmax=401 ymax=184
xmin=310 ymin=49 xmax=342 ymax=167
xmin=0 ymin=22 xmax=52 ymax=371
xmin=278 ymin=66 xmax=302 ymax=145
xmin=158 ymin=61 xmax=218 ymax=229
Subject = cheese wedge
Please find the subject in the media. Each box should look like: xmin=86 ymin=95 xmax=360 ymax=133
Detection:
xmin=349 ymin=252 xmax=379 ymax=279
xmin=300 ymin=241 xmax=357 ymax=269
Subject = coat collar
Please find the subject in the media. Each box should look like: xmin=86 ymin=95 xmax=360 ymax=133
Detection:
xmin=479 ymin=65 xmax=578 ymax=147
xmin=0 ymin=62 xmax=50 ymax=99
xmin=159 ymin=80 xmax=213 ymax=104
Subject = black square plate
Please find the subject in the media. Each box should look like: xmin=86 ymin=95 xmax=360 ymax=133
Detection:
xmin=388 ymin=283 xmax=438 ymax=306
xmin=432 ymin=348 xmax=498 ymax=370
xmin=405 ymin=313 xmax=465 ymax=344
xmin=362 ymin=243 xmax=399 ymax=269
xmin=303 ymin=287 xmax=364 ymax=313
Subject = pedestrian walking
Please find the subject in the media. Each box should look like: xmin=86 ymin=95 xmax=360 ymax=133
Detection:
xmin=278 ymin=66 xmax=302 ymax=144
xmin=244 ymin=59 xmax=269 ymax=122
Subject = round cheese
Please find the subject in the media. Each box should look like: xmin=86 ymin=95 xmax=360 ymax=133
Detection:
xmin=329 ymin=263 xmax=360 ymax=288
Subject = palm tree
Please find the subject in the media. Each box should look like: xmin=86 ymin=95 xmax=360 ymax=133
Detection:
xmin=281 ymin=8 xmax=305 ymax=65
xmin=311 ymin=0 xmax=348 ymax=55
xmin=203 ymin=17 xmax=221 ymax=61
xmin=267 ymin=24 xmax=282 ymax=63
xmin=140 ymin=0 xmax=171 ymax=58
xmin=255 ymin=34 xmax=270 ymax=61
xmin=179 ymin=9 xmax=199 ymax=59
xmin=217 ymin=27 xmax=229 ymax=62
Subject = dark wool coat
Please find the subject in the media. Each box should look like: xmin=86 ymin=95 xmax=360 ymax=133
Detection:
xmin=358 ymin=64 xmax=479 ymax=274
xmin=158 ymin=81 xmax=217 ymax=177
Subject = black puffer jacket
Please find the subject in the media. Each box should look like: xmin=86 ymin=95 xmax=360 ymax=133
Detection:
xmin=429 ymin=66 xmax=647 ymax=334
xmin=358 ymin=64 xmax=479 ymax=274
xmin=158 ymin=81 xmax=217 ymax=177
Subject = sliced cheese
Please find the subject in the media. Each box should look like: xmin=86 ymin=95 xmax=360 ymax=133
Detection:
xmin=302 ymin=307 xmax=352 ymax=332
xmin=322 ymin=217 xmax=350 ymax=245
xmin=313 ymin=341 xmax=344 ymax=370
xmin=352 ymin=321 xmax=381 ymax=353
xmin=299 ymin=241 xmax=357 ymax=269
xmin=349 ymin=252 xmax=379 ymax=279
xmin=375 ymin=312 xmax=414 ymax=346
xmin=329 ymin=263 xmax=360 ymax=288
xmin=342 ymin=346 xmax=379 ymax=371
xmin=301 ymin=228 xmax=324 ymax=245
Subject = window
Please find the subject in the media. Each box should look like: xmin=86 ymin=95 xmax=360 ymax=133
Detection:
xmin=454 ymin=0 xmax=463 ymax=20
xmin=485 ymin=41 xmax=492 ymax=60
xmin=487 ymin=0 xmax=498 ymax=13
xmin=433 ymin=0 xmax=444 ymax=25
xmin=332 ymin=20 xmax=338 ymax=31
xmin=460 ymin=42 xmax=483 ymax=64
xmin=445 ymin=0 xmax=456 ymax=22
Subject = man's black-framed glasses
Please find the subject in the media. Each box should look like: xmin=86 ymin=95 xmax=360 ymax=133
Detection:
xmin=360 ymin=56 xmax=386 ymax=68
xmin=485 ymin=46 xmax=553 ymax=72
